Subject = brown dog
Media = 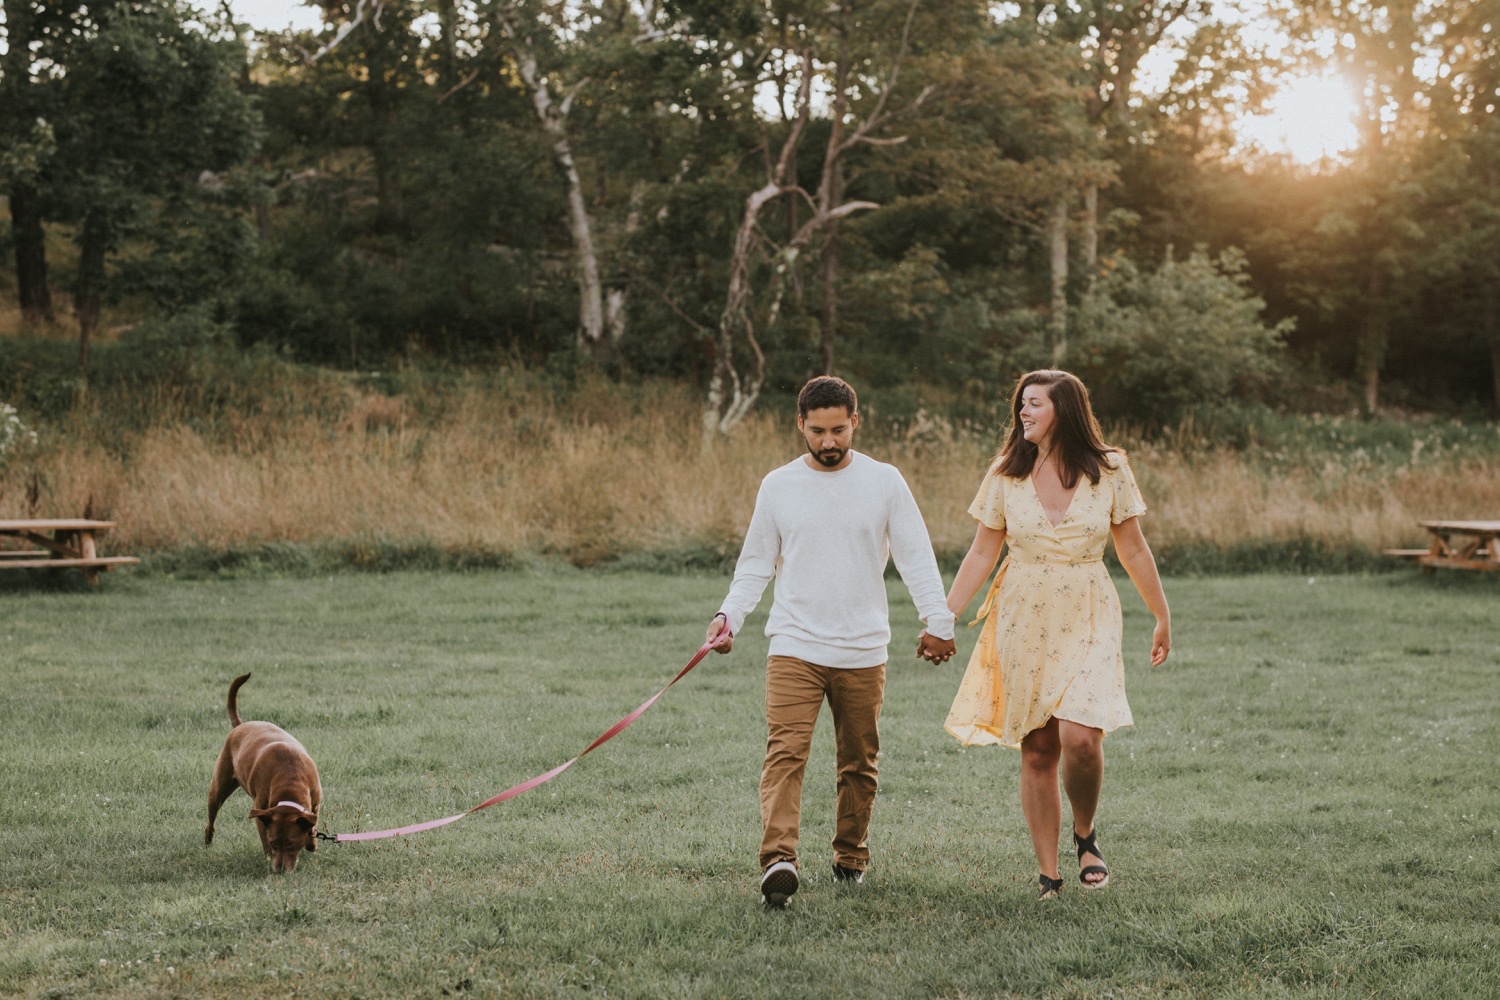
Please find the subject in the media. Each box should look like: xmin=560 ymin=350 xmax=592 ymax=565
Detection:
xmin=205 ymin=672 xmax=322 ymax=873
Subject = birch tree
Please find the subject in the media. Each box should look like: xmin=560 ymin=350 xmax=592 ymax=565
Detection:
xmin=1008 ymin=0 xmax=1211 ymax=360
xmin=488 ymin=0 xmax=667 ymax=363
xmin=704 ymin=0 xmax=933 ymax=436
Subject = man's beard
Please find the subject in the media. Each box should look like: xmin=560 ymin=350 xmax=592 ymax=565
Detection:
xmin=808 ymin=444 xmax=846 ymax=468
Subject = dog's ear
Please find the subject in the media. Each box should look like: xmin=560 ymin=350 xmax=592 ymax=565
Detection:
xmin=298 ymin=815 xmax=318 ymax=851
xmin=248 ymin=808 xmax=272 ymax=822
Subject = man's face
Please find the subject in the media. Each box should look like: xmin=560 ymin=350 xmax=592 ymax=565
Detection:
xmin=798 ymin=405 xmax=859 ymax=470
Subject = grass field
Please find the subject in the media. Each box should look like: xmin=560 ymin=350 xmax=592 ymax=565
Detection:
xmin=1 ymin=567 xmax=1497 ymax=998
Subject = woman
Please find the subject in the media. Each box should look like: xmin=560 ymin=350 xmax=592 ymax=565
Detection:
xmin=941 ymin=369 xmax=1170 ymax=899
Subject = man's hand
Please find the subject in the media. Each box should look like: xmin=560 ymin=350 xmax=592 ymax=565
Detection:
xmin=707 ymin=613 xmax=734 ymax=654
xmin=915 ymin=630 xmax=956 ymax=664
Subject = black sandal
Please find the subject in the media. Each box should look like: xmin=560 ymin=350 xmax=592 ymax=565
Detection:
xmin=1073 ymin=828 xmax=1109 ymax=889
xmin=1038 ymin=873 xmax=1063 ymax=900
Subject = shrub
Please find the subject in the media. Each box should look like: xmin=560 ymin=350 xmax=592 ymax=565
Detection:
xmin=1069 ymin=247 xmax=1294 ymax=431
xmin=0 ymin=401 xmax=39 ymax=469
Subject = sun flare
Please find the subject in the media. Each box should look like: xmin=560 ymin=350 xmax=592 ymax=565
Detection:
xmin=1237 ymin=73 xmax=1362 ymax=165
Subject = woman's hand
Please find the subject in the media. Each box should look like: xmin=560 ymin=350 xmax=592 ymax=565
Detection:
xmin=1150 ymin=618 xmax=1171 ymax=666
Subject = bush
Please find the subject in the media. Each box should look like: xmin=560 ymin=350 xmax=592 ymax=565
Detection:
xmin=0 ymin=401 xmax=39 ymax=470
xmin=1068 ymin=247 xmax=1294 ymax=431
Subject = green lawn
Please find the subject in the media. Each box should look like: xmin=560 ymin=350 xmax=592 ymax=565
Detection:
xmin=1 ymin=568 xmax=1496 ymax=998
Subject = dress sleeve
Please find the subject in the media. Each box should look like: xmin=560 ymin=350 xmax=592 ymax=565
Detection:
xmin=1107 ymin=451 xmax=1148 ymax=524
xmin=966 ymin=462 xmax=1008 ymax=530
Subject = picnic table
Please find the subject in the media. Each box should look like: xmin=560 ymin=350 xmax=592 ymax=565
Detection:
xmin=0 ymin=519 xmax=140 ymax=585
xmin=1385 ymin=519 xmax=1500 ymax=574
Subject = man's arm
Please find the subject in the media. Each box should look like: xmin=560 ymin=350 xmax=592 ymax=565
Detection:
xmin=708 ymin=480 xmax=779 ymax=655
xmin=884 ymin=469 xmax=957 ymax=661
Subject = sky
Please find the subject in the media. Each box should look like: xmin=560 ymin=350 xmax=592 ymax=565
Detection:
xmin=227 ymin=0 xmax=323 ymax=32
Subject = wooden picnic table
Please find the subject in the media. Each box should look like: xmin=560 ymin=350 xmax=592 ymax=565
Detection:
xmin=0 ymin=519 xmax=140 ymax=585
xmin=1385 ymin=519 xmax=1500 ymax=574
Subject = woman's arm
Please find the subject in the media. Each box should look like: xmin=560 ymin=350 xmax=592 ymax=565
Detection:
xmin=947 ymin=523 xmax=1007 ymax=618
xmin=1110 ymin=515 xmax=1171 ymax=666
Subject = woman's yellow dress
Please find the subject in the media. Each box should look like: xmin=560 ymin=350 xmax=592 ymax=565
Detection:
xmin=945 ymin=452 xmax=1147 ymax=749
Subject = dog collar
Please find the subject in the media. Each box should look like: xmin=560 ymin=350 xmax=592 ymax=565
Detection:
xmin=275 ymin=800 xmax=310 ymax=814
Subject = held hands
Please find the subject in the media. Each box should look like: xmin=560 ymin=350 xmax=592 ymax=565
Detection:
xmin=706 ymin=613 xmax=734 ymax=654
xmin=915 ymin=630 xmax=957 ymax=664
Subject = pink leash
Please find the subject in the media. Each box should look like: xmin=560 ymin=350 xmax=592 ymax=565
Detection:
xmin=334 ymin=634 xmax=721 ymax=843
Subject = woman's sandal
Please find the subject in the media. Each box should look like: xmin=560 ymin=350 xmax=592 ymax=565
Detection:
xmin=1038 ymin=874 xmax=1064 ymax=900
xmin=1073 ymin=828 xmax=1110 ymax=889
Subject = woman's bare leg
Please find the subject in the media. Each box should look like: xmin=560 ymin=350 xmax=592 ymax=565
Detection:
xmin=1058 ymin=719 xmax=1106 ymax=885
xmin=1019 ymin=719 xmax=1063 ymax=880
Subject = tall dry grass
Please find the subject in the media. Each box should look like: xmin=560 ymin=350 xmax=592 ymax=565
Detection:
xmin=3 ymin=371 xmax=1497 ymax=568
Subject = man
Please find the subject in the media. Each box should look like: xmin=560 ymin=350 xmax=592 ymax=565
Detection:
xmin=706 ymin=375 xmax=957 ymax=908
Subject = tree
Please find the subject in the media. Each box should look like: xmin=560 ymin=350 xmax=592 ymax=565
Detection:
xmin=999 ymin=0 xmax=1216 ymax=359
xmin=490 ymin=0 xmax=620 ymax=361
xmin=16 ymin=1 xmax=259 ymax=374
xmin=1271 ymin=0 xmax=1444 ymax=412
xmin=1 ymin=0 xmax=72 ymax=326
xmin=1069 ymin=247 xmax=1292 ymax=429
xmin=696 ymin=0 xmax=940 ymax=435
xmin=1405 ymin=0 xmax=1500 ymax=412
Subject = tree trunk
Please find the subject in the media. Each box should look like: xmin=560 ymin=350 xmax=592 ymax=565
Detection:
xmin=1048 ymin=196 xmax=1070 ymax=363
xmin=705 ymin=181 xmax=780 ymax=439
xmin=1082 ymin=182 xmax=1099 ymax=274
xmin=9 ymin=182 xmax=54 ymax=325
xmin=818 ymin=159 xmax=845 ymax=376
xmin=499 ymin=5 xmax=610 ymax=361
xmin=819 ymin=227 xmax=840 ymax=377
xmin=1490 ymin=341 xmax=1500 ymax=420
xmin=435 ymin=0 xmax=460 ymax=89
xmin=558 ymin=138 xmax=607 ymax=357
xmin=75 ymin=211 xmax=109 ymax=379
xmin=1357 ymin=267 xmax=1387 ymax=415
xmin=2 ymin=1 xmax=52 ymax=325
xmin=1484 ymin=288 xmax=1500 ymax=418
xmin=373 ymin=140 xmax=405 ymax=234
xmin=368 ymin=60 xmax=404 ymax=236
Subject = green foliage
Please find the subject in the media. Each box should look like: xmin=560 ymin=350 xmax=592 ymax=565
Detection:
xmin=43 ymin=2 xmax=260 ymax=228
xmin=1068 ymin=247 xmax=1294 ymax=430
xmin=3 ymin=0 xmax=1499 ymax=413
xmin=0 ymin=400 xmax=38 ymax=470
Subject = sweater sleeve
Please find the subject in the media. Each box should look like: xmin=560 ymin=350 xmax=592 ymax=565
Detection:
xmin=718 ymin=477 xmax=779 ymax=635
xmin=885 ymin=468 xmax=956 ymax=641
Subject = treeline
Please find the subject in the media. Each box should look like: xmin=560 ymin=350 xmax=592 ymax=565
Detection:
xmin=2 ymin=0 xmax=1498 ymax=431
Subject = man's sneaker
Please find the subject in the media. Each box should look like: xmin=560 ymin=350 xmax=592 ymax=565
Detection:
xmin=832 ymin=864 xmax=865 ymax=885
xmin=760 ymin=861 xmax=799 ymax=907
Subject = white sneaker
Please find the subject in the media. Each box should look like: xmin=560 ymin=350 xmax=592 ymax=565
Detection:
xmin=760 ymin=860 xmax=799 ymax=907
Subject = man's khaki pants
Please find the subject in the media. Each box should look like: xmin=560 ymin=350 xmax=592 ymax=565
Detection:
xmin=759 ymin=656 xmax=885 ymax=873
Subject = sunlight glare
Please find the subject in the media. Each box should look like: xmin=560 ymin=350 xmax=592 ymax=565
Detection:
xmin=1237 ymin=73 xmax=1362 ymax=165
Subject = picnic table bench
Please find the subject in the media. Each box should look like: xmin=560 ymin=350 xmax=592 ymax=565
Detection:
xmin=1385 ymin=519 xmax=1500 ymax=574
xmin=0 ymin=519 xmax=140 ymax=585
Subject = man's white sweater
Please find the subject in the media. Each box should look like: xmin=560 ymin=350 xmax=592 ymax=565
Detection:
xmin=719 ymin=451 xmax=956 ymax=669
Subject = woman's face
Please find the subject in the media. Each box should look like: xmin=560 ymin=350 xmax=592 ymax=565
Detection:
xmin=1018 ymin=383 xmax=1056 ymax=449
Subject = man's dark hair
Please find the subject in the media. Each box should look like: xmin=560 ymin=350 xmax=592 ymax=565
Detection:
xmin=797 ymin=376 xmax=858 ymax=418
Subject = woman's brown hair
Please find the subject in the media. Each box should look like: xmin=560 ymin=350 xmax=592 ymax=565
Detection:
xmin=995 ymin=369 xmax=1117 ymax=488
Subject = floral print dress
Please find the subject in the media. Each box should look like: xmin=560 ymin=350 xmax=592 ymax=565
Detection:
xmin=945 ymin=452 xmax=1147 ymax=749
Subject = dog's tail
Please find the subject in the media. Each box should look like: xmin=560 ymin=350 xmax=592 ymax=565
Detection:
xmin=227 ymin=672 xmax=252 ymax=727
